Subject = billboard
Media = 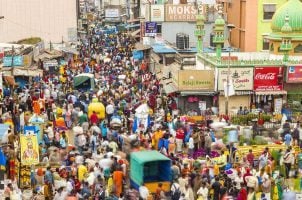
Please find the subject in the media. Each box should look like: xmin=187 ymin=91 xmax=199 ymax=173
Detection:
xmin=165 ymin=4 xmax=197 ymax=21
xmin=218 ymin=68 xmax=253 ymax=91
xmin=254 ymin=67 xmax=283 ymax=91
xmin=287 ymin=66 xmax=302 ymax=83
xmin=150 ymin=5 xmax=165 ymax=21
xmin=145 ymin=22 xmax=157 ymax=37
xmin=3 ymin=56 xmax=23 ymax=67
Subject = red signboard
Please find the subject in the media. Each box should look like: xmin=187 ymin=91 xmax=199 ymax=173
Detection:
xmin=254 ymin=67 xmax=283 ymax=91
xmin=287 ymin=66 xmax=302 ymax=83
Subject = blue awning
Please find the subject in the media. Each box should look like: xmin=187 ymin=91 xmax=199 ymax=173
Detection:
xmin=151 ymin=44 xmax=177 ymax=54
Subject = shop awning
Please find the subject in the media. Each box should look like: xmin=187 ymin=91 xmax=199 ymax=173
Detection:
xmin=180 ymin=91 xmax=216 ymax=96
xmin=163 ymin=82 xmax=178 ymax=94
xmin=255 ymin=90 xmax=287 ymax=95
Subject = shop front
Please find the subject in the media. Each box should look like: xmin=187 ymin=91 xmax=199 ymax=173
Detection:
xmin=173 ymin=70 xmax=216 ymax=114
xmin=217 ymin=67 xmax=254 ymax=114
xmin=253 ymin=66 xmax=286 ymax=113
xmin=284 ymin=65 xmax=302 ymax=112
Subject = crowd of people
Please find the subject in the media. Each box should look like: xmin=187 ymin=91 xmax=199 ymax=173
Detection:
xmin=0 ymin=24 xmax=301 ymax=200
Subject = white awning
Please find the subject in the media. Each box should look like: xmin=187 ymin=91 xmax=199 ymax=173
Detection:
xmin=163 ymin=82 xmax=178 ymax=94
xmin=255 ymin=90 xmax=287 ymax=95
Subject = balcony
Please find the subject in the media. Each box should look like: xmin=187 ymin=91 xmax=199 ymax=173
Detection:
xmin=280 ymin=43 xmax=292 ymax=51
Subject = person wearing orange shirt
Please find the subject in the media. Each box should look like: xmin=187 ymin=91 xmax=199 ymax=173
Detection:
xmin=113 ymin=168 xmax=124 ymax=197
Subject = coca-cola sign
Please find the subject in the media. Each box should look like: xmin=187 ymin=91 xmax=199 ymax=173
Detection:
xmin=255 ymin=73 xmax=276 ymax=80
xmin=254 ymin=67 xmax=284 ymax=91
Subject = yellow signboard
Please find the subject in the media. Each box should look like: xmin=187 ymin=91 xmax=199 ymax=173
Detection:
xmin=20 ymin=135 xmax=39 ymax=165
xmin=177 ymin=70 xmax=215 ymax=91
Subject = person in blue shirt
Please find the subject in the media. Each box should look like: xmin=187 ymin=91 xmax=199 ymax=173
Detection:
xmin=284 ymin=132 xmax=292 ymax=146
xmin=44 ymin=166 xmax=54 ymax=185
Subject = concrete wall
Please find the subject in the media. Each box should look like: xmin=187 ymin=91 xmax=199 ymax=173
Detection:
xmin=162 ymin=22 xmax=213 ymax=48
xmin=0 ymin=0 xmax=77 ymax=43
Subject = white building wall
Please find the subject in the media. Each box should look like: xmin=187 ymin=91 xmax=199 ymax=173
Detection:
xmin=0 ymin=0 xmax=77 ymax=43
xmin=161 ymin=22 xmax=213 ymax=48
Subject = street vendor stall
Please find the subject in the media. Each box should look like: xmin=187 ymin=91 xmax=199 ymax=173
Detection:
xmin=130 ymin=151 xmax=171 ymax=193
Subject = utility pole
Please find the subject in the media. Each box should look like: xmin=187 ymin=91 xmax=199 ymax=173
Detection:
xmin=11 ymin=45 xmax=15 ymax=67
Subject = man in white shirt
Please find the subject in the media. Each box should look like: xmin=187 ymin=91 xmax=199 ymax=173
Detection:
xmin=188 ymin=135 xmax=194 ymax=157
xmin=139 ymin=184 xmax=150 ymax=200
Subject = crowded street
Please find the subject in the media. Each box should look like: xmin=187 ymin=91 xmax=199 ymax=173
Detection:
xmin=0 ymin=0 xmax=302 ymax=199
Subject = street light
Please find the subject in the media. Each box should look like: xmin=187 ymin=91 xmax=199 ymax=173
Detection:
xmin=225 ymin=23 xmax=235 ymax=116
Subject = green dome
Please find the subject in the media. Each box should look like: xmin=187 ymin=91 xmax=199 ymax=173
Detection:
xmin=271 ymin=0 xmax=302 ymax=32
xmin=196 ymin=14 xmax=205 ymax=22
xmin=281 ymin=15 xmax=292 ymax=33
xmin=215 ymin=16 xmax=225 ymax=26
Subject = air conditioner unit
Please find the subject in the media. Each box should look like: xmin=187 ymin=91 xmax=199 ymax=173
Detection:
xmin=176 ymin=33 xmax=189 ymax=49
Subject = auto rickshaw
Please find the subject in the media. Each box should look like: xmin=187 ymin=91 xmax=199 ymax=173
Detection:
xmin=130 ymin=151 xmax=171 ymax=193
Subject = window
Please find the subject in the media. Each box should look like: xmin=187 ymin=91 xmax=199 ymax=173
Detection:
xmin=263 ymin=4 xmax=276 ymax=20
xmin=262 ymin=37 xmax=270 ymax=50
xmin=156 ymin=24 xmax=162 ymax=34
xmin=294 ymin=44 xmax=302 ymax=53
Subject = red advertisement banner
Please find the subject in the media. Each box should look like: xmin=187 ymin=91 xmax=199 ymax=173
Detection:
xmin=254 ymin=67 xmax=283 ymax=91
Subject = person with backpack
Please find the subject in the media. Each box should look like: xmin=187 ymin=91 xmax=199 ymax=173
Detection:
xmin=170 ymin=181 xmax=181 ymax=200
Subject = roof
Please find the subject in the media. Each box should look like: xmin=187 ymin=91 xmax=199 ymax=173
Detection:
xmin=152 ymin=43 xmax=177 ymax=54
xmin=130 ymin=151 xmax=171 ymax=164
xmin=75 ymin=73 xmax=94 ymax=78
xmin=271 ymin=0 xmax=302 ymax=33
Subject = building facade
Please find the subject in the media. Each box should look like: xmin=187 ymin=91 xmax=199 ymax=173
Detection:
xmin=0 ymin=0 xmax=77 ymax=44
xmin=221 ymin=0 xmax=287 ymax=52
xmin=196 ymin=0 xmax=302 ymax=114
xmin=142 ymin=2 xmax=219 ymax=49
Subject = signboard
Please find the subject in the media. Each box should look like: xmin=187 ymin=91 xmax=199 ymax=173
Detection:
xmin=218 ymin=68 xmax=253 ymax=91
xmin=176 ymin=70 xmax=214 ymax=90
xmin=165 ymin=4 xmax=197 ymax=21
xmin=105 ymin=9 xmax=119 ymax=18
xmin=151 ymin=5 xmax=165 ymax=21
xmin=254 ymin=67 xmax=283 ymax=91
xmin=145 ymin=22 xmax=157 ymax=37
xmin=20 ymin=135 xmax=39 ymax=166
xmin=3 ymin=56 xmax=23 ymax=67
xmin=43 ymin=60 xmax=58 ymax=69
xmin=287 ymin=66 xmax=302 ymax=83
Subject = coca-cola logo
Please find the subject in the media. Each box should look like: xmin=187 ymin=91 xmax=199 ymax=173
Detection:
xmin=255 ymin=73 xmax=276 ymax=80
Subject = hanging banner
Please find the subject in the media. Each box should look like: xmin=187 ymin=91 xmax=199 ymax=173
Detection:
xmin=20 ymin=135 xmax=39 ymax=166
xmin=287 ymin=66 xmax=302 ymax=83
xmin=254 ymin=67 xmax=283 ymax=91
xmin=218 ymin=68 xmax=253 ymax=91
